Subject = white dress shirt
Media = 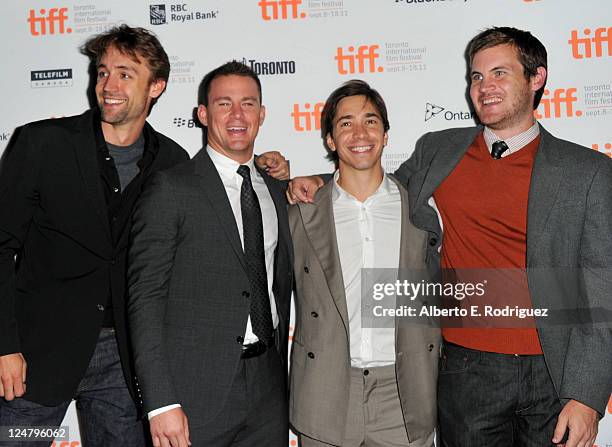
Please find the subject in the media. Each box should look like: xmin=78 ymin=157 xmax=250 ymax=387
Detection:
xmin=332 ymin=171 xmax=402 ymax=368
xmin=149 ymin=147 xmax=279 ymax=419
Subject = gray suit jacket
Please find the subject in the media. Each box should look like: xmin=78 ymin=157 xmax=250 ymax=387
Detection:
xmin=288 ymin=175 xmax=440 ymax=445
xmin=127 ymin=149 xmax=293 ymax=425
xmin=394 ymin=125 xmax=612 ymax=415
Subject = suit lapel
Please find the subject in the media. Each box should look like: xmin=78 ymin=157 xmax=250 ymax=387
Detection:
xmin=526 ymin=127 xmax=564 ymax=264
xmin=193 ymin=150 xmax=247 ymax=272
xmin=259 ymin=170 xmax=293 ymax=267
xmin=72 ymin=114 xmax=111 ymax=244
xmin=298 ymin=182 xmax=350 ymax=330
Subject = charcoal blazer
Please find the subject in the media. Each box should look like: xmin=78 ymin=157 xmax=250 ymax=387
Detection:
xmin=127 ymin=148 xmax=293 ymax=425
xmin=394 ymin=125 xmax=612 ymax=415
xmin=288 ymin=175 xmax=440 ymax=446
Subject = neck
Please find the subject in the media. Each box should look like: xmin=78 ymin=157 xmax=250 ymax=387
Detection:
xmin=208 ymin=142 xmax=253 ymax=164
xmin=337 ymin=164 xmax=384 ymax=202
xmin=101 ymin=120 xmax=146 ymax=146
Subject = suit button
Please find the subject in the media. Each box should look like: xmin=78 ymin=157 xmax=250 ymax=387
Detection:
xmin=97 ymin=304 xmax=105 ymax=311
xmin=363 ymin=369 xmax=369 ymax=376
xmin=307 ymin=352 xmax=315 ymax=359
xmin=110 ymin=259 xmax=116 ymax=265
xmin=236 ymin=336 xmax=244 ymax=344
xmin=304 ymin=266 xmax=309 ymax=273
xmin=311 ymin=311 xmax=318 ymax=318
xmin=429 ymin=237 xmax=437 ymax=247
xmin=428 ymin=344 xmax=434 ymax=352
xmin=242 ymin=291 xmax=250 ymax=298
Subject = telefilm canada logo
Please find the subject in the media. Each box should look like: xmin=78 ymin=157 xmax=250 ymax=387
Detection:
xmin=149 ymin=3 xmax=218 ymax=25
xmin=30 ymin=69 xmax=73 ymax=88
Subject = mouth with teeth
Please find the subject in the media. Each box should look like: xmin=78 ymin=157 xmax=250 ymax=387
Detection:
xmin=103 ymin=97 xmax=127 ymax=105
xmin=481 ymin=96 xmax=503 ymax=106
xmin=227 ymin=126 xmax=247 ymax=135
xmin=349 ymin=145 xmax=374 ymax=154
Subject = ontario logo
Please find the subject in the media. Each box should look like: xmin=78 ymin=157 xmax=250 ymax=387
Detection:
xmin=30 ymin=69 xmax=73 ymax=88
xmin=424 ymin=103 xmax=474 ymax=121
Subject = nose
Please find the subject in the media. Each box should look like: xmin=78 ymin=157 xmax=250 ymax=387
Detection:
xmin=230 ymin=103 xmax=244 ymax=119
xmin=101 ymin=73 xmax=119 ymax=93
xmin=352 ymin=122 xmax=367 ymax=138
xmin=478 ymin=75 xmax=495 ymax=93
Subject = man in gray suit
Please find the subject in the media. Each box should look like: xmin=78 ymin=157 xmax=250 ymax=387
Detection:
xmin=128 ymin=61 xmax=293 ymax=447
xmin=290 ymin=27 xmax=612 ymax=447
xmin=289 ymin=80 xmax=439 ymax=446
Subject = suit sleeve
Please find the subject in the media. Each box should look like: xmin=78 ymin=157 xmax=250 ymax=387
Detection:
xmin=0 ymin=126 xmax=41 ymax=355
xmin=127 ymin=171 xmax=181 ymax=413
xmin=393 ymin=132 xmax=432 ymax=185
xmin=559 ymin=159 xmax=612 ymax=415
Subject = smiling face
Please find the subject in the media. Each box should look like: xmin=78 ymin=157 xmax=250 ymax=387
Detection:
xmin=197 ymin=75 xmax=265 ymax=163
xmin=327 ymin=95 xmax=388 ymax=175
xmin=469 ymin=44 xmax=546 ymax=139
xmin=95 ymin=46 xmax=165 ymax=134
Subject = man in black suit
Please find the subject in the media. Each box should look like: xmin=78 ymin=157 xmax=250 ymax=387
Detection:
xmin=0 ymin=25 xmax=188 ymax=446
xmin=127 ymin=61 xmax=294 ymax=447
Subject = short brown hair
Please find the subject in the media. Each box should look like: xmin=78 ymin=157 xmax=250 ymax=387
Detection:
xmin=81 ymin=24 xmax=170 ymax=85
xmin=197 ymin=61 xmax=262 ymax=107
xmin=467 ymin=27 xmax=547 ymax=108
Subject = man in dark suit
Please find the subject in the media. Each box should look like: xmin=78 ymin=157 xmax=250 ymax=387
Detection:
xmin=127 ymin=61 xmax=293 ymax=447
xmin=0 ymin=25 xmax=189 ymax=446
xmin=289 ymin=27 xmax=611 ymax=447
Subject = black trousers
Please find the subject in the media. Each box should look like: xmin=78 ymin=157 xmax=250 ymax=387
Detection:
xmin=189 ymin=347 xmax=288 ymax=447
xmin=438 ymin=342 xmax=562 ymax=447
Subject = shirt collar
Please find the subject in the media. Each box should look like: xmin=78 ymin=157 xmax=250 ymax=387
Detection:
xmin=483 ymin=121 xmax=540 ymax=156
xmin=206 ymin=145 xmax=256 ymax=177
xmin=332 ymin=170 xmax=392 ymax=203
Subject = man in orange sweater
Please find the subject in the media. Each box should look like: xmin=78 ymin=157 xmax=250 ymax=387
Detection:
xmin=290 ymin=27 xmax=612 ymax=447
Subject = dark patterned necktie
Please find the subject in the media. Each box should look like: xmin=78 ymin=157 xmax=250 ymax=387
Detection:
xmin=237 ymin=165 xmax=273 ymax=340
xmin=491 ymin=140 xmax=509 ymax=159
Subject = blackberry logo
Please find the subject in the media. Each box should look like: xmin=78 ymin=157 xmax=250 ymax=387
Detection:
xmin=424 ymin=103 xmax=444 ymax=121
xmin=173 ymin=117 xmax=197 ymax=128
xmin=150 ymin=5 xmax=167 ymax=25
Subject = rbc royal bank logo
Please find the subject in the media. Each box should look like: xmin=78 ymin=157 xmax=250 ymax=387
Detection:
xmin=150 ymin=5 xmax=167 ymax=25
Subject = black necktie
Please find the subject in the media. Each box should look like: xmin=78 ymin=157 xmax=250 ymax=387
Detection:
xmin=237 ymin=165 xmax=274 ymax=340
xmin=491 ymin=140 xmax=509 ymax=159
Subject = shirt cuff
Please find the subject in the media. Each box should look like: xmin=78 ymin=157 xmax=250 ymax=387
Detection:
xmin=148 ymin=404 xmax=181 ymax=420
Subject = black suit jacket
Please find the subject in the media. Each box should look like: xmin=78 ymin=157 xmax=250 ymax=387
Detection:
xmin=127 ymin=148 xmax=293 ymax=424
xmin=0 ymin=109 xmax=189 ymax=405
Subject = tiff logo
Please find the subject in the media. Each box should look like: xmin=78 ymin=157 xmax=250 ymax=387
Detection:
xmin=259 ymin=0 xmax=306 ymax=20
xmin=292 ymin=102 xmax=324 ymax=131
xmin=335 ymin=45 xmax=383 ymax=75
xmin=568 ymin=27 xmax=611 ymax=59
xmin=534 ymin=88 xmax=581 ymax=119
xmin=28 ymin=8 xmax=72 ymax=36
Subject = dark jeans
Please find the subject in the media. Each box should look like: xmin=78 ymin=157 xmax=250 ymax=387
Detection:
xmin=438 ymin=342 xmax=562 ymax=447
xmin=0 ymin=328 xmax=145 ymax=447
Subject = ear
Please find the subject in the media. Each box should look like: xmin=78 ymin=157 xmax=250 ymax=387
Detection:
xmin=383 ymin=132 xmax=389 ymax=148
xmin=259 ymin=105 xmax=266 ymax=126
xmin=530 ymin=66 xmax=547 ymax=92
xmin=326 ymin=133 xmax=336 ymax=151
xmin=149 ymin=79 xmax=166 ymax=99
xmin=197 ymin=104 xmax=208 ymax=127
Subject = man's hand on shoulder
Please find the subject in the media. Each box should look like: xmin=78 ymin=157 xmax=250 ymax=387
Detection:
xmin=552 ymin=399 xmax=598 ymax=447
xmin=150 ymin=407 xmax=191 ymax=447
xmin=256 ymin=151 xmax=290 ymax=180
xmin=286 ymin=176 xmax=325 ymax=204
xmin=0 ymin=353 xmax=27 ymax=401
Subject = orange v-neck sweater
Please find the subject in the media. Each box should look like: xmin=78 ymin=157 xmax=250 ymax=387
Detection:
xmin=434 ymin=133 xmax=543 ymax=355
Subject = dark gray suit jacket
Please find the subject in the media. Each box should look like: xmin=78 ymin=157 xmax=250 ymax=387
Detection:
xmin=127 ymin=149 xmax=293 ymax=425
xmin=394 ymin=125 xmax=612 ymax=415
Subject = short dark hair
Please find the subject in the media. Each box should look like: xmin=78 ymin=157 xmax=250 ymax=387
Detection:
xmin=321 ymin=80 xmax=390 ymax=162
xmin=467 ymin=26 xmax=547 ymax=108
xmin=81 ymin=24 xmax=170 ymax=84
xmin=197 ymin=61 xmax=262 ymax=106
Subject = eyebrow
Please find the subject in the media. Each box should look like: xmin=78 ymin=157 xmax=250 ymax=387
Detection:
xmin=336 ymin=111 xmax=381 ymax=122
xmin=97 ymin=63 xmax=137 ymax=73
xmin=212 ymin=96 xmax=259 ymax=102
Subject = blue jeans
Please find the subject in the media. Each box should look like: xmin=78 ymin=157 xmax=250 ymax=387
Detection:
xmin=0 ymin=328 xmax=145 ymax=447
xmin=438 ymin=342 xmax=562 ymax=447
